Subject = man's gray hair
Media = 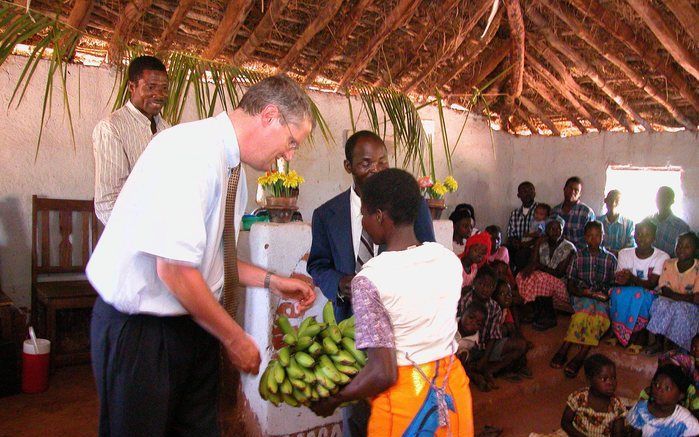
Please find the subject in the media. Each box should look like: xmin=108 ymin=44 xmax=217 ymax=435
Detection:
xmin=238 ymin=74 xmax=316 ymax=130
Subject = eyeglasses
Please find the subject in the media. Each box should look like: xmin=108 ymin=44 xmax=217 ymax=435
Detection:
xmin=279 ymin=112 xmax=300 ymax=151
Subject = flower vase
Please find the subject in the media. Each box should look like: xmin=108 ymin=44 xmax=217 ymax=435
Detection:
xmin=426 ymin=198 xmax=446 ymax=220
xmin=265 ymin=195 xmax=299 ymax=223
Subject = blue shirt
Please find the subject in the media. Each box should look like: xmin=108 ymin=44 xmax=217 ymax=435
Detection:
xmin=552 ymin=202 xmax=595 ymax=249
xmin=650 ymin=212 xmax=691 ymax=257
xmin=601 ymin=213 xmax=635 ymax=253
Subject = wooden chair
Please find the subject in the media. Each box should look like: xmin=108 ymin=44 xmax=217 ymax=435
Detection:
xmin=31 ymin=196 xmax=100 ymax=367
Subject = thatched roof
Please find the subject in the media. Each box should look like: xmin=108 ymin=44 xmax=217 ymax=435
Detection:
xmin=9 ymin=0 xmax=699 ymax=136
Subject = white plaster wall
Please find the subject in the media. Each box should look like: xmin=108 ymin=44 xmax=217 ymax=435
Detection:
xmin=0 ymin=55 xmax=497 ymax=308
xmin=503 ymin=131 xmax=699 ymax=229
xmin=2 ymin=54 xmax=697 ymax=309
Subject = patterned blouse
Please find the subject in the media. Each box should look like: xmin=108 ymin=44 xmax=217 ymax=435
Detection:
xmin=567 ymin=247 xmax=617 ymax=292
xmin=567 ymin=388 xmax=626 ymax=437
xmin=659 ymin=258 xmax=699 ymax=294
xmin=539 ymin=239 xmax=576 ymax=270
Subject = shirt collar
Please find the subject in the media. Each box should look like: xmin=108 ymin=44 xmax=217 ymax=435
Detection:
xmin=215 ymin=111 xmax=241 ymax=168
xmin=603 ymin=213 xmax=619 ymax=224
xmin=125 ymin=100 xmax=161 ymax=128
xmin=350 ymin=183 xmax=361 ymax=217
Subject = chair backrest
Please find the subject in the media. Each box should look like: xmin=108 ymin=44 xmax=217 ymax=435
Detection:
xmin=31 ymin=196 xmax=101 ymax=284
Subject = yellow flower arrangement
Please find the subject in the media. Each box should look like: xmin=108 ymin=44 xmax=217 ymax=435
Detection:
xmin=258 ymin=170 xmax=305 ymax=197
xmin=431 ymin=181 xmax=448 ymax=198
xmin=420 ymin=174 xmax=458 ymax=200
xmin=444 ymin=175 xmax=458 ymax=192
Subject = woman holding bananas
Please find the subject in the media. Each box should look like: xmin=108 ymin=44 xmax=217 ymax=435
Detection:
xmin=310 ymin=169 xmax=474 ymax=436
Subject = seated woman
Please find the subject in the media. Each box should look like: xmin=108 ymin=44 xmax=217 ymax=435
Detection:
xmin=550 ymin=221 xmax=617 ymax=378
xmin=449 ymin=207 xmax=475 ymax=256
xmin=647 ymin=232 xmax=699 ymax=353
xmin=517 ymin=216 xmax=577 ymax=330
xmin=460 ymin=232 xmax=491 ymax=289
xmin=609 ymin=219 xmax=669 ymax=352
xmin=310 ymin=169 xmax=473 ymax=436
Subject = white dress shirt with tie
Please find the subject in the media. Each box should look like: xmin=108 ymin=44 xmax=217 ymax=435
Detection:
xmin=87 ymin=112 xmax=246 ymax=316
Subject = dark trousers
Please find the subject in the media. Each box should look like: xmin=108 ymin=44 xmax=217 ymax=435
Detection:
xmin=91 ymin=297 xmax=220 ymax=437
xmin=342 ymin=399 xmax=371 ymax=437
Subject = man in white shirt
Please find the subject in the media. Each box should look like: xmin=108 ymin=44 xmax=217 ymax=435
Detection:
xmin=92 ymin=55 xmax=170 ymax=224
xmin=87 ymin=75 xmax=316 ymax=436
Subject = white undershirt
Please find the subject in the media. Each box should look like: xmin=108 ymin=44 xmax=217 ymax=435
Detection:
xmin=349 ymin=185 xmax=379 ymax=262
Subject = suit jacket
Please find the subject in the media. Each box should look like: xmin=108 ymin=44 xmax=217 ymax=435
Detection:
xmin=307 ymin=188 xmax=436 ymax=322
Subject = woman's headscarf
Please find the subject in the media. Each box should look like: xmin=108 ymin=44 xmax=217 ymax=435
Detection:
xmin=463 ymin=231 xmax=492 ymax=267
xmin=546 ymin=214 xmax=566 ymax=229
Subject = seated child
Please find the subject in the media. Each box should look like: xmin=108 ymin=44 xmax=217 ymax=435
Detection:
xmin=626 ymin=364 xmax=699 ymax=435
xmin=640 ymin=334 xmax=699 ymax=418
xmin=460 ymin=232 xmax=492 ymax=289
xmin=460 ymin=266 xmax=528 ymax=392
xmin=486 ymin=225 xmax=510 ymax=264
xmin=456 ymin=301 xmax=487 ymax=363
xmin=523 ymin=203 xmax=551 ymax=244
xmin=550 ymin=221 xmax=617 ymax=378
xmin=561 ymin=354 xmax=626 ymax=437
xmin=647 ymin=232 xmax=699 ymax=353
xmin=494 ymin=280 xmax=532 ymax=380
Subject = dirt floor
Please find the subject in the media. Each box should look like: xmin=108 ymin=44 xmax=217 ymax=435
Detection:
xmin=0 ymin=314 xmax=659 ymax=437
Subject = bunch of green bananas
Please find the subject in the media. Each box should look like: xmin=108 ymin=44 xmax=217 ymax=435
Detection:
xmin=258 ymin=301 xmax=366 ymax=407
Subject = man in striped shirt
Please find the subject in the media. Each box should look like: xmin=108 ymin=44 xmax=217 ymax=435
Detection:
xmin=93 ymin=56 xmax=170 ymax=224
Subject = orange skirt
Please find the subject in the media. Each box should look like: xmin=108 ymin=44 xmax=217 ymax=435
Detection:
xmin=367 ymin=355 xmax=474 ymax=437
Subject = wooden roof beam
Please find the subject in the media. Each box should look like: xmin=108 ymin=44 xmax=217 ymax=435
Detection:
xmin=566 ymin=0 xmax=699 ymax=114
xmin=661 ymin=0 xmax=699 ymax=44
xmin=303 ymin=0 xmax=373 ymax=85
xmin=434 ymin=9 xmax=502 ymax=92
xmin=59 ymin=0 xmax=94 ymax=60
xmin=527 ymin=9 xmax=651 ymax=132
xmin=231 ymin=0 xmax=291 ymax=65
xmin=450 ymin=38 xmax=509 ymax=95
xmin=337 ymin=0 xmax=422 ymax=88
xmin=277 ymin=0 xmax=343 ymax=72
xmin=524 ymin=71 xmax=587 ymax=134
xmin=516 ymin=108 xmax=539 ymax=135
xmin=626 ymin=0 xmax=699 ymax=81
xmin=376 ymin=0 xmax=461 ymax=87
xmin=401 ymin=0 xmax=493 ymax=93
xmin=539 ymin=0 xmax=695 ymax=131
xmin=502 ymin=0 xmax=525 ymax=131
xmin=525 ymin=48 xmax=608 ymax=131
xmin=156 ymin=0 xmax=197 ymax=53
xmin=108 ymin=0 xmax=153 ymax=62
xmin=519 ymin=96 xmax=560 ymax=136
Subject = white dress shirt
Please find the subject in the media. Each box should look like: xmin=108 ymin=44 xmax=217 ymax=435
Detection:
xmin=92 ymin=100 xmax=170 ymax=224
xmin=87 ymin=112 xmax=247 ymax=315
xmin=349 ymin=185 xmax=378 ymax=261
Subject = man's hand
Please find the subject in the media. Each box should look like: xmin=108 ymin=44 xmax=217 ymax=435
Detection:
xmin=223 ymin=333 xmax=261 ymax=374
xmin=269 ymin=275 xmax=316 ymax=311
xmin=338 ymin=275 xmax=355 ymax=300
xmin=309 ymin=395 xmax=342 ymax=417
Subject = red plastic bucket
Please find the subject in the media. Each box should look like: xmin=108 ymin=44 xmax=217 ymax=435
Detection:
xmin=21 ymin=338 xmax=50 ymax=394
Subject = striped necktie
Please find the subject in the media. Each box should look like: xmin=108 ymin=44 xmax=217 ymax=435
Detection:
xmin=221 ymin=164 xmax=241 ymax=321
xmin=356 ymin=227 xmax=375 ymax=273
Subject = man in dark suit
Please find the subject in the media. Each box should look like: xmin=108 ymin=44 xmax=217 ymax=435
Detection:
xmin=307 ymin=130 xmax=435 ymax=437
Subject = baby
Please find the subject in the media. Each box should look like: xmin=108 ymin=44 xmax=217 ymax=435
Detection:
xmin=523 ymin=203 xmax=551 ymax=243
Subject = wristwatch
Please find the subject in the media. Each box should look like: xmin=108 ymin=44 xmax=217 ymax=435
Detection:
xmin=264 ymin=271 xmax=273 ymax=289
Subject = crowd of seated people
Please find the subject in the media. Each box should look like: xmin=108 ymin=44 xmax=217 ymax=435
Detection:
xmin=450 ymin=178 xmax=697 ymax=404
